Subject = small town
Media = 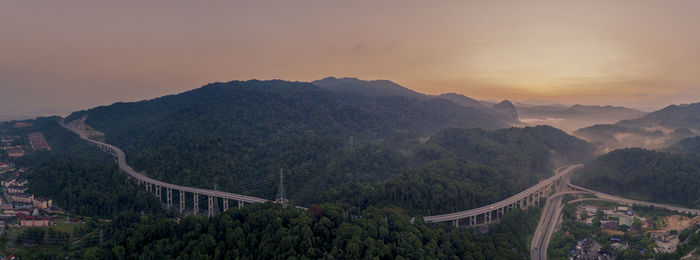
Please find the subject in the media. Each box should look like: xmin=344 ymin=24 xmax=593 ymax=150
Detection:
xmin=555 ymin=202 xmax=700 ymax=259
xmin=0 ymin=127 xmax=88 ymax=258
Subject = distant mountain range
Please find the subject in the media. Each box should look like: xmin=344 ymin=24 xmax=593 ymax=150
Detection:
xmin=575 ymin=102 xmax=700 ymax=151
xmin=312 ymin=77 xmax=520 ymax=124
xmin=514 ymin=104 xmax=646 ymax=132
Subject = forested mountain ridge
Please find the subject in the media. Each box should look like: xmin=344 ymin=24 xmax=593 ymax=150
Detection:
xmin=70 ymin=80 xmax=507 ymax=194
xmin=574 ymin=148 xmax=700 ymax=209
xmin=574 ymin=103 xmax=700 ymax=151
xmin=8 ymin=117 xmax=163 ymax=217
xmin=617 ymin=102 xmax=700 ymax=129
xmin=671 ymin=136 xmax=700 ymax=154
xmin=311 ymin=76 xmax=424 ymax=99
xmin=64 ymin=80 xmax=593 ymax=215
xmin=294 ymin=126 xmax=594 ymax=215
xmin=312 ymin=77 xmax=521 ymax=124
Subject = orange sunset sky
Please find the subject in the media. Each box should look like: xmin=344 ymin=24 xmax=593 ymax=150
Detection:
xmin=2 ymin=0 xmax=700 ymax=116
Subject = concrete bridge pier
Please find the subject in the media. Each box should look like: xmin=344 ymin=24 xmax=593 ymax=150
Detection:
xmin=155 ymin=186 xmax=161 ymax=200
xmin=238 ymin=200 xmax=244 ymax=209
xmin=179 ymin=190 xmax=185 ymax=213
xmin=208 ymin=196 xmax=214 ymax=217
xmin=193 ymin=193 xmax=199 ymax=215
xmin=166 ymin=188 xmax=172 ymax=208
xmin=453 ymin=219 xmax=459 ymax=227
xmin=223 ymin=199 xmax=229 ymax=212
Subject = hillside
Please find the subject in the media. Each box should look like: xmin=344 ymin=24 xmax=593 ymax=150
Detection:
xmin=302 ymin=126 xmax=594 ymax=215
xmin=312 ymin=77 xmax=424 ymax=99
xmin=574 ymin=148 xmax=700 ymax=209
xmin=59 ymin=80 xmax=595 ymax=215
xmin=575 ymin=102 xmax=700 ymax=151
xmin=436 ymin=93 xmax=485 ymax=108
xmin=69 ymin=80 xmax=508 ymax=198
xmin=312 ymin=77 xmax=520 ymax=124
xmin=617 ymin=102 xmax=700 ymax=129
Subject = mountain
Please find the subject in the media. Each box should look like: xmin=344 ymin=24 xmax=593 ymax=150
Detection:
xmin=516 ymin=104 xmax=646 ymax=132
xmin=58 ymin=79 xmax=597 ymax=216
xmin=436 ymin=93 xmax=520 ymax=124
xmin=575 ymin=102 xmax=700 ymax=151
xmin=492 ymin=100 xmax=518 ymax=122
xmin=67 ymin=80 xmax=509 ymax=198
xmin=311 ymin=77 xmax=423 ymax=99
xmin=574 ymin=148 xmax=700 ymax=209
xmin=435 ymin=93 xmax=484 ymax=108
xmin=296 ymin=125 xmax=594 ymax=215
xmin=617 ymin=103 xmax=700 ymax=129
xmin=672 ymin=136 xmax=700 ymax=154
xmin=313 ymin=77 xmax=522 ymax=125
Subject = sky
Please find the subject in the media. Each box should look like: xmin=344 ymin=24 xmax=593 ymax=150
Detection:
xmin=2 ymin=0 xmax=700 ymax=118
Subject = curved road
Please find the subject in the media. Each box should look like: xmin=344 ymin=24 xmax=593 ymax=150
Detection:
xmin=531 ymin=175 xmax=569 ymax=260
xmin=60 ymin=119 xmax=269 ymax=204
xmin=531 ymin=177 xmax=700 ymax=259
xmin=424 ymin=164 xmax=582 ymax=223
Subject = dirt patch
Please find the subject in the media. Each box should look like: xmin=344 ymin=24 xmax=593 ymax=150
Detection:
xmin=652 ymin=215 xmax=696 ymax=232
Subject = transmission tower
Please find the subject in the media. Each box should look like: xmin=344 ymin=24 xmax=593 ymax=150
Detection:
xmin=275 ymin=168 xmax=289 ymax=207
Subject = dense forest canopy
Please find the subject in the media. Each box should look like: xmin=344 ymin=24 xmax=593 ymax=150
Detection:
xmin=89 ymin=203 xmax=540 ymax=259
xmin=296 ymin=126 xmax=593 ymax=215
xmin=6 ymin=117 xmax=549 ymax=259
xmin=574 ymin=148 xmax=700 ymax=209
xmin=75 ymin=80 xmax=506 ymax=194
xmin=64 ymin=80 xmax=593 ymax=215
xmin=9 ymin=118 xmax=163 ymax=217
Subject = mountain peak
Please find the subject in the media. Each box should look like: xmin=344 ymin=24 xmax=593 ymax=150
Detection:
xmin=311 ymin=77 xmax=423 ymax=98
xmin=492 ymin=100 xmax=518 ymax=122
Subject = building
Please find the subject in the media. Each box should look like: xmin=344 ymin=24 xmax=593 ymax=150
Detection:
xmin=581 ymin=206 xmax=599 ymax=215
xmin=2 ymin=178 xmax=16 ymax=187
xmin=619 ymin=215 xmax=634 ymax=227
xmin=0 ymin=203 xmax=13 ymax=210
xmin=601 ymin=220 xmax=619 ymax=230
xmin=33 ymin=197 xmax=53 ymax=209
xmin=8 ymin=193 xmax=33 ymax=203
xmin=20 ymin=215 xmax=50 ymax=227
xmin=6 ymin=147 xmax=24 ymax=157
xmin=28 ymin=132 xmax=51 ymax=151
xmin=14 ymin=122 xmax=32 ymax=128
xmin=14 ymin=179 xmax=28 ymax=186
xmin=7 ymin=185 xmax=27 ymax=194
xmin=14 ymin=204 xmax=32 ymax=210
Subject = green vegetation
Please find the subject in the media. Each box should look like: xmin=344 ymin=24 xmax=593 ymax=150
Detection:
xmin=65 ymin=80 xmax=593 ymax=215
xmin=76 ymin=203 xmax=540 ymax=259
xmin=300 ymin=126 xmax=592 ymax=215
xmin=671 ymin=136 xmax=700 ymax=154
xmin=574 ymin=148 xmax=700 ymax=209
xmin=9 ymin=118 xmax=163 ymax=218
xmin=2 ymin=221 xmax=97 ymax=259
xmin=78 ymin=80 xmax=508 ymax=197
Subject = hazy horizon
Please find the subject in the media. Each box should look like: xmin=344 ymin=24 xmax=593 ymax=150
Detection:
xmin=3 ymin=0 xmax=700 ymax=118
